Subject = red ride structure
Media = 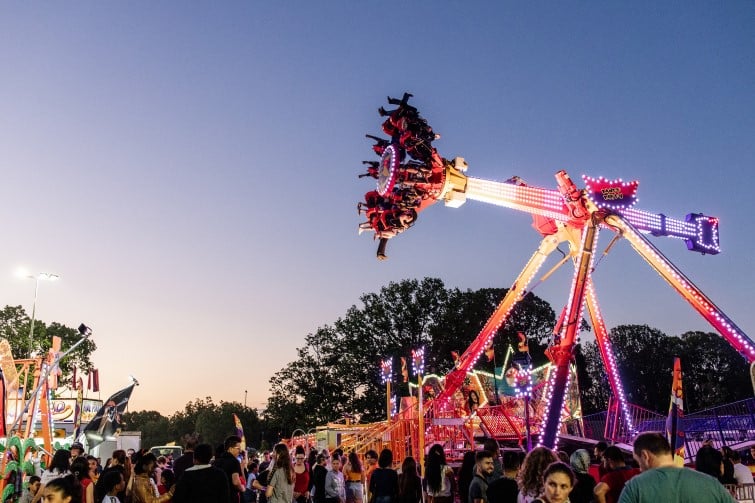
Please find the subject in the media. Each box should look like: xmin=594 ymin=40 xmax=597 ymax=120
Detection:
xmin=357 ymin=94 xmax=755 ymax=449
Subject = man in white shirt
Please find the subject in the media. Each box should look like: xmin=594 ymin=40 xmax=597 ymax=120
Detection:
xmin=731 ymin=451 xmax=754 ymax=485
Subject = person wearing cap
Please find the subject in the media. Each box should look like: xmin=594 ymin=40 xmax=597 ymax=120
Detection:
xmin=71 ymin=442 xmax=85 ymax=460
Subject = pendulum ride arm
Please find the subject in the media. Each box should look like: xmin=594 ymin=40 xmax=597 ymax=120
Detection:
xmin=604 ymin=214 xmax=755 ymax=362
xmin=539 ymin=219 xmax=600 ymax=448
xmin=583 ymin=279 xmax=636 ymax=435
xmin=434 ymin=231 xmax=566 ymax=407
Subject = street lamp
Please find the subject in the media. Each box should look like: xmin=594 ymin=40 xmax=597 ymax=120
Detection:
xmin=411 ymin=347 xmax=425 ymax=477
xmin=21 ymin=271 xmax=60 ymax=357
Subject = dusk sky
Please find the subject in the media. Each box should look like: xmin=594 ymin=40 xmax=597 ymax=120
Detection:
xmin=2 ymin=3 xmax=753 ymax=416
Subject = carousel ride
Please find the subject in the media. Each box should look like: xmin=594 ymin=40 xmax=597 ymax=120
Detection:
xmin=355 ymin=93 xmax=755 ymax=453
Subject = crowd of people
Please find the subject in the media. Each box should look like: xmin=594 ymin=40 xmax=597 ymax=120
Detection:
xmin=240 ymin=432 xmax=741 ymax=503
xmin=13 ymin=431 xmax=751 ymax=503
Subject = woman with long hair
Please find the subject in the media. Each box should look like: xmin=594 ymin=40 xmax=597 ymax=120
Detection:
xmin=266 ymin=443 xmax=295 ymax=503
xmin=344 ymin=452 xmax=364 ymax=503
xmin=424 ymin=444 xmax=454 ymax=503
xmin=517 ymin=447 xmax=557 ymax=503
xmin=397 ymin=457 xmax=421 ymax=503
xmin=457 ymin=451 xmax=476 ymax=503
xmin=71 ymin=456 xmax=95 ymax=503
xmin=293 ymin=446 xmax=311 ymax=503
xmin=531 ymin=462 xmax=574 ymax=503
xmin=368 ymin=449 xmax=398 ymax=503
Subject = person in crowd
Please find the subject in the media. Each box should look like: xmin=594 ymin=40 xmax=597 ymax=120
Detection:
xmin=293 ymin=446 xmax=311 ymax=503
xmin=158 ymin=470 xmax=175 ymax=498
xmin=487 ymin=450 xmax=520 ymax=503
xmin=696 ymin=445 xmax=726 ymax=482
xmin=312 ymin=454 xmax=328 ymax=503
xmin=154 ymin=457 xmax=168 ymax=489
xmin=532 ymin=462 xmax=574 ymax=503
xmin=214 ymin=435 xmax=246 ymax=503
xmin=71 ymin=443 xmax=85 ymax=461
xmin=731 ymin=451 xmax=754 ymax=484
xmin=332 ymin=449 xmax=345 ymax=471
xmin=245 ymin=461 xmax=259 ymax=503
xmin=719 ymin=448 xmax=737 ymax=485
xmin=42 ymin=475 xmax=82 ymax=503
xmin=253 ymin=450 xmax=276 ymax=503
xmin=592 ymin=442 xmax=608 ymax=481
xmin=618 ymin=432 xmax=735 ymax=503
xmin=33 ymin=449 xmax=72 ymax=503
xmin=458 ymin=451 xmax=477 ymax=503
xmin=71 ymin=456 xmax=95 ymax=503
xmin=343 ymin=452 xmax=364 ymax=503
xmin=266 ymin=443 xmax=295 ymax=503
xmin=364 ymin=450 xmax=379 ymax=502
xmin=131 ymin=452 xmax=174 ymax=503
xmin=469 ymin=451 xmax=494 ymax=503
xmin=259 ymin=452 xmax=272 ymax=473
xmin=567 ymin=450 xmax=595 ymax=503
xmin=424 ymin=444 xmax=454 ymax=503
xmin=483 ymin=440 xmax=503 ymax=482
xmin=172 ymin=443 xmax=229 ymax=503
xmin=86 ymin=456 xmax=100 ymax=484
xmin=593 ymin=446 xmax=638 ymax=503
xmin=369 ymin=449 xmax=398 ymax=503
xmin=517 ymin=447 xmax=558 ymax=503
xmin=397 ymin=457 xmax=421 ymax=503
xmin=96 ymin=470 xmax=125 ymax=503
xmin=99 ymin=450 xmax=131 ymax=503
xmin=19 ymin=475 xmax=41 ymax=503
xmin=172 ymin=436 xmax=198 ymax=482
xmin=325 ymin=454 xmax=346 ymax=503
xmin=308 ymin=449 xmax=318 ymax=493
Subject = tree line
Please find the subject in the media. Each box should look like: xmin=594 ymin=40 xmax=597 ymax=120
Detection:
xmin=263 ymin=278 xmax=752 ymax=436
xmin=3 ymin=277 xmax=751 ymax=449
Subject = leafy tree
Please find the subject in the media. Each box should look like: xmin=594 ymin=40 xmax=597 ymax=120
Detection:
xmin=0 ymin=305 xmax=97 ymax=392
xmin=264 ymin=278 xmax=559 ymax=431
xmin=122 ymin=410 xmax=171 ymax=449
xmin=677 ymin=331 xmax=751 ymax=411
xmin=579 ymin=325 xmax=751 ymax=413
xmin=166 ymin=397 xmax=261 ymax=448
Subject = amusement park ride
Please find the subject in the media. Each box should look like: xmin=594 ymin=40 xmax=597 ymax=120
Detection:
xmin=356 ymin=93 xmax=755 ymax=451
xmin=0 ymin=328 xmax=92 ymax=501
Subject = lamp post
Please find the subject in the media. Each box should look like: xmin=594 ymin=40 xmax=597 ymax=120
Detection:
xmin=412 ymin=347 xmax=425 ymax=477
xmin=23 ymin=271 xmax=60 ymax=357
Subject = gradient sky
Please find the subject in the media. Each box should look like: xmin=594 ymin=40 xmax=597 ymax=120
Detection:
xmin=2 ymin=2 xmax=753 ymax=416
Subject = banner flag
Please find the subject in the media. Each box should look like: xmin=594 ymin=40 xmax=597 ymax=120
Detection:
xmin=665 ymin=357 xmax=685 ymax=466
xmin=83 ymin=383 xmax=135 ymax=448
xmin=233 ymin=413 xmax=246 ymax=451
xmin=73 ymin=377 xmax=84 ymax=441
